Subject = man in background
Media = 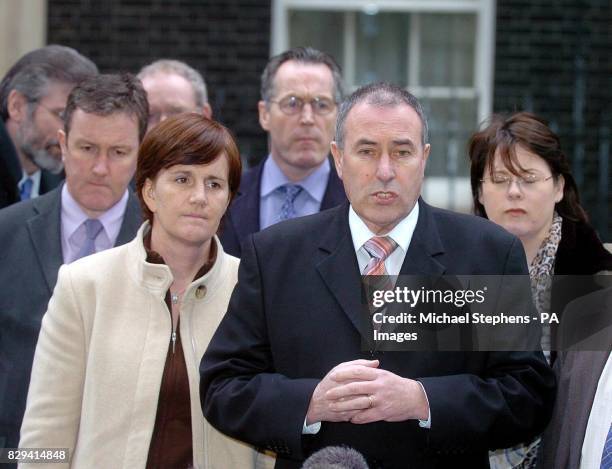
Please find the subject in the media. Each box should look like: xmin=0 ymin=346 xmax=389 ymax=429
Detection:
xmin=0 ymin=73 xmax=147 ymax=453
xmin=138 ymin=58 xmax=211 ymax=132
xmin=219 ymin=47 xmax=346 ymax=257
xmin=0 ymin=45 xmax=98 ymax=208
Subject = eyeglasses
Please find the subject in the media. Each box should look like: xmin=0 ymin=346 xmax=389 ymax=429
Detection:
xmin=268 ymin=95 xmax=336 ymax=116
xmin=480 ymin=173 xmax=554 ymax=189
xmin=36 ymin=102 xmax=65 ymax=121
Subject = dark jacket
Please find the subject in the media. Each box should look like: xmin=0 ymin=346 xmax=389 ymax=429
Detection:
xmin=219 ymin=157 xmax=346 ymax=258
xmin=201 ymin=200 xmax=556 ymax=469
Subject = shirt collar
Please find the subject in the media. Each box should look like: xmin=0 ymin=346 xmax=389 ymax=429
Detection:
xmin=349 ymin=200 xmax=420 ymax=256
xmin=260 ymin=155 xmax=330 ymax=203
xmin=61 ymin=184 xmax=129 ymax=239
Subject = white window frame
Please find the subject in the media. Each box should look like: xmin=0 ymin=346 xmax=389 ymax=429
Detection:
xmin=271 ymin=0 xmax=496 ymax=212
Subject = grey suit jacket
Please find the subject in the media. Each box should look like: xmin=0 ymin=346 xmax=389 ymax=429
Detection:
xmin=0 ymin=186 xmax=141 ymax=451
xmin=540 ymin=287 xmax=612 ymax=469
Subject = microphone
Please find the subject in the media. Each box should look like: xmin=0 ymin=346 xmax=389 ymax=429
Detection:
xmin=301 ymin=445 xmax=369 ymax=469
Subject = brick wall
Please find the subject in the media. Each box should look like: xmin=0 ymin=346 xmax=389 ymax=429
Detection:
xmin=47 ymin=0 xmax=271 ymax=167
xmin=495 ymin=0 xmax=611 ymax=238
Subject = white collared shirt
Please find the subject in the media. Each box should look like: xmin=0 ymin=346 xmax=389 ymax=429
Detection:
xmin=349 ymin=202 xmax=419 ymax=276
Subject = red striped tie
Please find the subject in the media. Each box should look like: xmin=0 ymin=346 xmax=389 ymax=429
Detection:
xmin=363 ymin=236 xmax=398 ymax=276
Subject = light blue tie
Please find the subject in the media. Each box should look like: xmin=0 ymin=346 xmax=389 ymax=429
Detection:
xmin=601 ymin=423 xmax=612 ymax=469
xmin=277 ymin=184 xmax=303 ymax=222
xmin=76 ymin=219 xmax=103 ymax=260
xmin=19 ymin=177 xmax=33 ymax=200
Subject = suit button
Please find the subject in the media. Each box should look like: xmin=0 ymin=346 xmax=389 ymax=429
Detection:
xmin=195 ymin=285 xmax=207 ymax=299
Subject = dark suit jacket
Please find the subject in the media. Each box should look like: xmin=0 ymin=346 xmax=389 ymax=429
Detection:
xmin=540 ymin=287 xmax=612 ymax=469
xmin=0 ymin=119 xmax=64 ymax=209
xmin=218 ymin=157 xmax=346 ymax=257
xmin=0 ymin=186 xmax=141 ymax=451
xmin=201 ymin=200 xmax=556 ymax=469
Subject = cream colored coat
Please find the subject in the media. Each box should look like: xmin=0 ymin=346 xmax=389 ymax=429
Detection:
xmin=19 ymin=224 xmax=273 ymax=469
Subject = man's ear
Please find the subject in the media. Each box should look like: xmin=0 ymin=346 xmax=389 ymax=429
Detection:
xmin=202 ymin=102 xmax=213 ymax=119
xmin=58 ymin=129 xmax=68 ymax=162
xmin=330 ymin=141 xmax=343 ymax=180
xmin=423 ymin=143 xmax=431 ymax=162
xmin=7 ymin=89 xmax=29 ymax=123
xmin=258 ymin=100 xmax=270 ymax=132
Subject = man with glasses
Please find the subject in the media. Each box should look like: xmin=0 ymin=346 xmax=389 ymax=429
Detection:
xmin=219 ymin=47 xmax=347 ymax=257
xmin=0 ymin=45 xmax=98 ymax=208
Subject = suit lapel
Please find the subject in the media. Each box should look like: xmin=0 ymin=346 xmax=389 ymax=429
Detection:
xmin=228 ymin=161 xmax=263 ymax=241
xmin=400 ymin=200 xmax=446 ymax=277
xmin=27 ymin=188 xmax=64 ymax=293
xmin=315 ymin=201 xmax=448 ymax=337
xmin=315 ymin=204 xmax=365 ymax=336
xmin=568 ymin=351 xmax=609 ymax=466
xmin=116 ymin=191 xmax=142 ymax=245
xmin=320 ymin=158 xmax=346 ymax=210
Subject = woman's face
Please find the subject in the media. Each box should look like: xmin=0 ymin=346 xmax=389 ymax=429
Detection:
xmin=143 ymin=154 xmax=231 ymax=249
xmin=478 ymin=145 xmax=564 ymax=244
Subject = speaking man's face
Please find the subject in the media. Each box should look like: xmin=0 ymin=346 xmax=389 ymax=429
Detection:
xmin=331 ymin=102 xmax=430 ymax=235
xmin=60 ymin=109 xmax=140 ymax=217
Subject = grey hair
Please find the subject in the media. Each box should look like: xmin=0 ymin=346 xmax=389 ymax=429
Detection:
xmin=260 ymin=47 xmax=344 ymax=105
xmin=335 ymin=82 xmax=429 ymax=149
xmin=137 ymin=59 xmax=208 ymax=107
xmin=0 ymin=45 xmax=98 ymax=121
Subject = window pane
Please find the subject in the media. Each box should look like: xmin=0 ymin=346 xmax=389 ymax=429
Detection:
xmin=419 ymin=14 xmax=476 ymax=87
xmin=355 ymin=12 xmax=409 ymax=86
xmin=289 ymin=11 xmax=344 ymax=72
xmin=422 ymin=97 xmax=477 ymax=177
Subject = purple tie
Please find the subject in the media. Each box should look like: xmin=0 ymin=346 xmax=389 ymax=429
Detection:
xmin=76 ymin=219 xmax=103 ymax=260
xmin=277 ymin=184 xmax=303 ymax=222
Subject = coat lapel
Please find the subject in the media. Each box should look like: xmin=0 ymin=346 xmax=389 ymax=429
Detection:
xmin=27 ymin=188 xmax=64 ymax=293
xmin=400 ymin=200 xmax=446 ymax=277
xmin=320 ymin=159 xmax=346 ymax=210
xmin=315 ymin=204 xmax=366 ymax=336
xmin=228 ymin=161 xmax=263 ymax=242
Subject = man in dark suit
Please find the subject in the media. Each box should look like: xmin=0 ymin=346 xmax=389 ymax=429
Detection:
xmin=0 ymin=45 xmax=98 ymax=209
xmin=201 ymin=83 xmax=556 ymax=468
xmin=219 ymin=47 xmax=346 ymax=257
xmin=540 ymin=287 xmax=612 ymax=469
xmin=0 ymin=73 xmax=148 ymax=452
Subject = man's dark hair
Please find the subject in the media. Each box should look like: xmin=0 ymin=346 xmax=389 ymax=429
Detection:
xmin=260 ymin=47 xmax=344 ymax=104
xmin=0 ymin=45 xmax=98 ymax=121
xmin=335 ymin=82 xmax=429 ymax=149
xmin=63 ymin=73 xmax=149 ymax=142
